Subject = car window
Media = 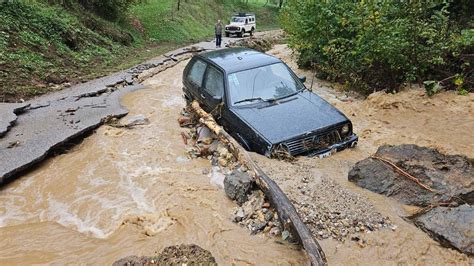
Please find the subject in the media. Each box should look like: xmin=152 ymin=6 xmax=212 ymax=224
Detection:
xmin=228 ymin=63 xmax=303 ymax=105
xmin=204 ymin=66 xmax=224 ymax=97
xmin=187 ymin=59 xmax=207 ymax=87
xmin=232 ymin=17 xmax=245 ymax=23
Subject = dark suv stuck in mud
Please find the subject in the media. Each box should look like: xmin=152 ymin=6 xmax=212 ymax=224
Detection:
xmin=182 ymin=48 xmax=358 ymax=157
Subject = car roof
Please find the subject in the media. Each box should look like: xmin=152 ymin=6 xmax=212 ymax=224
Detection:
xmin=197 ymin=48 xmax=281 ymax=74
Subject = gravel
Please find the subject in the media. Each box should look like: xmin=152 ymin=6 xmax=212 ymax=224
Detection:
xmin=254 ymin=157 xmax=393 ymax=242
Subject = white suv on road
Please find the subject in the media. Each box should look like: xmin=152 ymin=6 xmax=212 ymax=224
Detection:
xmin=225 ymin=13 xmax=256 ymax=38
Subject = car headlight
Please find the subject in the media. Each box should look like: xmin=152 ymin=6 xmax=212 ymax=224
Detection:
xmin=341 ymin=124 xmax=350 ymax=135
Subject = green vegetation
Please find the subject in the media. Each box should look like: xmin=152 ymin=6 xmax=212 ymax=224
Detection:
xmin=130 ymin=0 xmax=280 ymax=43
xmin=281 ymin=1 xmax=474 ymax=95
xmin=0 ymin=0 xmax=280 ymax=101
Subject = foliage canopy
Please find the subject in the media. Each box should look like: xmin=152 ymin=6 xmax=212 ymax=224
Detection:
xmin=281 ymin=0 xmax=474 ymax=94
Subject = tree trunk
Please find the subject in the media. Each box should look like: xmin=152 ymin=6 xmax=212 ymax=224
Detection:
xmin=190 ymin=101 xmax=327 ymax=266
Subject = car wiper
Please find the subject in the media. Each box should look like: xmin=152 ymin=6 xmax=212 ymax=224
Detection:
xmin=270 ymin=88 xmax=306 ymax=102
xmin=234 ymin=97 xmax=267 ymax=104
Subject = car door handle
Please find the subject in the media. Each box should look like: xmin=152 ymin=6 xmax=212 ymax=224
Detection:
xmin=200 ymin=93 xmax=206 ymax=99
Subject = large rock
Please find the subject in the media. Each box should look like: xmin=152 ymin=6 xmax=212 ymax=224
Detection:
xmin=413 ymin=204 xmax=474 ymax=255
xmin=224 ymin=170 xmax=254 ymax=205
xmin=113 ymin=244 xmax=216 ymax=266
xmin=348 ymin=144 xmax=473 ymax=206
xmin=349 ymin=144 xmax=474 ymax=255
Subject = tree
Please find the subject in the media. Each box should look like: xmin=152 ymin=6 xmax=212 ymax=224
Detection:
xmin=281 ymin=0 xmax=474 ymax=94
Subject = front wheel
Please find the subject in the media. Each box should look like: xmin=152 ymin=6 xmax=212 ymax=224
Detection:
xmin=239 ymin=29 xmax=245 ymax=38
xmin=225 ymin=32 xmax=230 ymax=37
xmin=250 ymin=28 xmax=254 ymax=36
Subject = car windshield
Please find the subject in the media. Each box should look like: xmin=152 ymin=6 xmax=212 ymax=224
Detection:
xmin=228 ymin=63 xmax=304 ymax=105
xmin=231 ymin=17 xmax=245 ymax=23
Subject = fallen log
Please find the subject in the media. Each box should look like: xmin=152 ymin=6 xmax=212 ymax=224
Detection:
xmin=190 ymin=101 xmax=327 ymax=266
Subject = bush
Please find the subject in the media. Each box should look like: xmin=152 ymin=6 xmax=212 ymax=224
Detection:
xmin=281 ymin=0 xmax=474 ymax=94
xmin=46 ymin=0 xmax=137 ymax=21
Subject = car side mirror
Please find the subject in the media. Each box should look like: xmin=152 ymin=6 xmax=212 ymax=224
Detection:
xmin=299 ymin=76 xmax=307 ymax=83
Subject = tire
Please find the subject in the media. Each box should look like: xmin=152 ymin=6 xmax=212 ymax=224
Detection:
xmin=240 ymin=29 xmax=245 ymax=38
xmin=225 ymin=32 xmax=230 ymax=37
xmin=250 ymin=28 xmax=254 ymax=36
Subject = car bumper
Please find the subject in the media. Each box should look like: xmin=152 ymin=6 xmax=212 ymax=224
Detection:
xmin=308 ymin=134 xmax=358 ymax=158
xmin=225 ymin=30 xmax=241 ymax=34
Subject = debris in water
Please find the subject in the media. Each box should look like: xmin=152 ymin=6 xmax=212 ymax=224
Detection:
xmin=113 ymin=244 xmax=217 ymax=266
xmin=209 ymin=166 xmax=225 ymax=189
xmin=106 ymin=114 xmax=150 ymax=129
xmin=7 ymin=140 xmax=20 ymax=148
xmin=224 ymin=170 xmax=254 ymax=205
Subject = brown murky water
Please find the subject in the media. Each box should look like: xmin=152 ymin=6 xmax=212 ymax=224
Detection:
xmin=1 ymin=44 xmax=473 ymax=265
xmin=254 ymin=44 xmax=474 ymax=265
xmin=0 ymin=60 xmax=307 ymax=265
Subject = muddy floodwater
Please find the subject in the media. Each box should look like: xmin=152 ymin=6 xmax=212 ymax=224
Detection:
xmin=254 ymin=45 xmax=474 ymax=265
xmin=1 ymin=44 xmax=473 ymax=265
xmin=0 ymin=60 xmax=306 ymax=265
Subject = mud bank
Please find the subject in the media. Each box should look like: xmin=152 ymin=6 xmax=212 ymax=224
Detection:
xmin=248 ymin=44 xmax=473 ymax=265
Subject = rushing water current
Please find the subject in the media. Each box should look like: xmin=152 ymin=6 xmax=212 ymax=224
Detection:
xmin=0 ymin=61 xmax=307 ymax=265
xmin=1 ymin=45 xmax=473 ymax=265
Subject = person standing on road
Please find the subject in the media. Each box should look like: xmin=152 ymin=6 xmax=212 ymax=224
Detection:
xmin=215 ymin=19 xmax=223 ymax=48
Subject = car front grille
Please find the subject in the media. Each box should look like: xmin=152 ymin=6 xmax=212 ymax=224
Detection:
xmin=283 ymin=129 xmax=343 ymax=156
xmin=227 ymin=27 xmax=240 ymax=31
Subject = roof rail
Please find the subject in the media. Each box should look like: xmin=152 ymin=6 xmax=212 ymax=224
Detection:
xmin=233 ymin=12 xmax=255 ymax=17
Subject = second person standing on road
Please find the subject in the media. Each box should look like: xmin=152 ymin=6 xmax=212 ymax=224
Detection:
xmin=215 ymin=19 xmax=223 ymax=48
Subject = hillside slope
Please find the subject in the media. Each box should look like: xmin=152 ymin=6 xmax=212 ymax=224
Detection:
xmin=0 ymin=0 xmax=279 ymax=102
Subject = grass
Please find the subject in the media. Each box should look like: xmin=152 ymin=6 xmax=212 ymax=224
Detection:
xmin=130 ymin=0 xmax=280 ymax=43
xmin=0 ymin=0 xmax=281 ymax=102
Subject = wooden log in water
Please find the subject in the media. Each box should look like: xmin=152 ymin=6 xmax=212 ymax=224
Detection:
xmin=190 ymin=101 xmax=327 ymax=266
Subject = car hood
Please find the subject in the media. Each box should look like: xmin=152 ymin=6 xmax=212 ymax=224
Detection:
xmin=232 ymin=91 xmax=349 ymax=143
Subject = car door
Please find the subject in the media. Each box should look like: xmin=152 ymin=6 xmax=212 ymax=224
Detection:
xmin=184 ymin=58 xmax=207 ymax=102
xmin=200 ymin=65 xmax=225 ymax=113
